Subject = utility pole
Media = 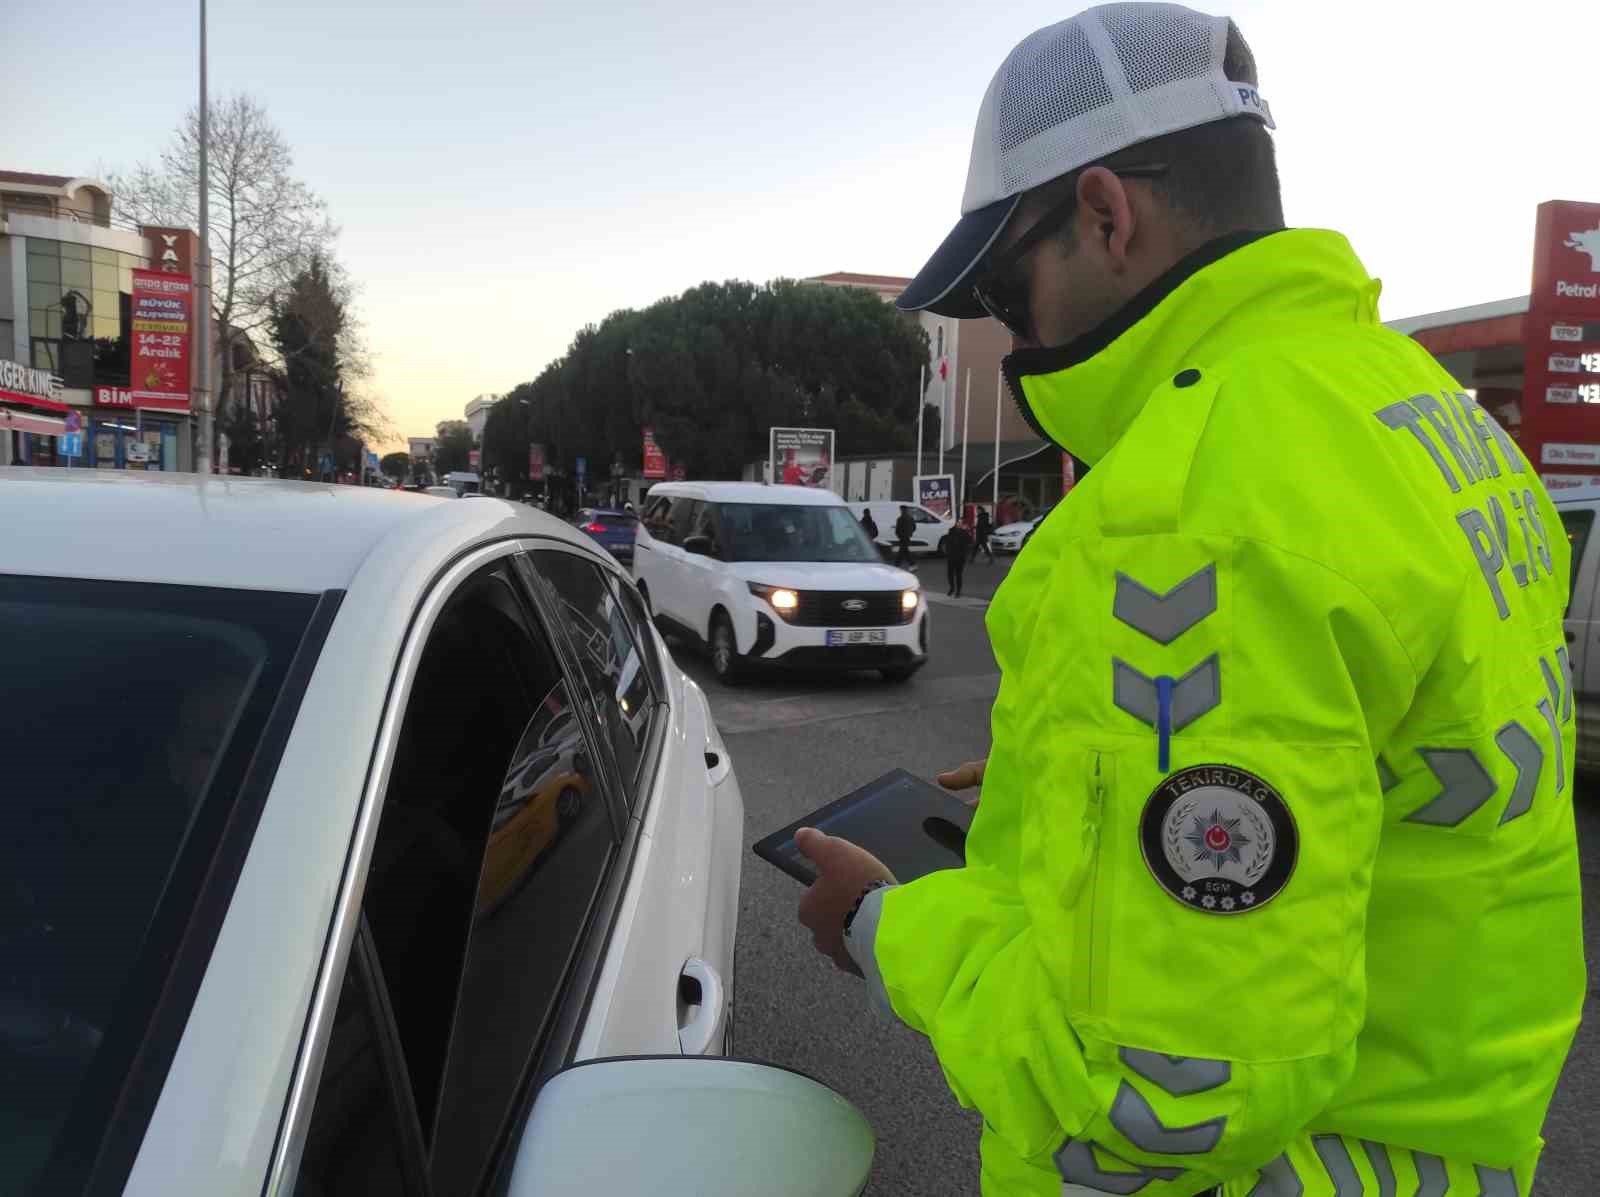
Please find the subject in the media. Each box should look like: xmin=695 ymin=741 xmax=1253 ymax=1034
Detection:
xmin=193 ymin=0 xmax=214 ymax=474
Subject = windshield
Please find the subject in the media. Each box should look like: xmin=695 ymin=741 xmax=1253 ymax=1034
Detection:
xmin=716 ymin=502 xmax=881 ymax=563
xmin=0 ymin=575 xmax=319 ymax=1194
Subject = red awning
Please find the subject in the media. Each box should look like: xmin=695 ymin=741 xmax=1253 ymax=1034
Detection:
xmin=0 ymin=386 xmax=69 ymax=413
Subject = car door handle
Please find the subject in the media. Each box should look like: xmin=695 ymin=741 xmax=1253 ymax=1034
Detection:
xmin=676 ymin=957 xmax=726 ymax=1056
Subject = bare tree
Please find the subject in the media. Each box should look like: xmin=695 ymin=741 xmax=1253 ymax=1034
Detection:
xmin=111 ymin=95 xmax=338 ymax=457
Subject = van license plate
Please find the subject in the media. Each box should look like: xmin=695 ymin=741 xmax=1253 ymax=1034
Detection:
xmin=827 ymin=629 xmax=887 ymax=646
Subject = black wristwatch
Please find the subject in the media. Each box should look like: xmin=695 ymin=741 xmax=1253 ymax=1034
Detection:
xmin=843 ymin=880 xmax=892 ymax=939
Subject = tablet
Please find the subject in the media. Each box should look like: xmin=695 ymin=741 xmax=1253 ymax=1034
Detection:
xmin=752 ymin=768 xmax=976 ymax=885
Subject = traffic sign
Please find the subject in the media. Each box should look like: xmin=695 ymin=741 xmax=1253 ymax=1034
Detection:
xmin=60 ymin=431 xmax=84 ymax=458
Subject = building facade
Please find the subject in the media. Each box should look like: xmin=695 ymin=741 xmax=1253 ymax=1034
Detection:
xmin=1 ymin=171 xmax=193 ymax=471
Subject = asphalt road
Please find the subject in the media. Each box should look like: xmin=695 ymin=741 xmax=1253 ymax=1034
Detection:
xmin=665 ymin=553 xmax=1598 ymax=1196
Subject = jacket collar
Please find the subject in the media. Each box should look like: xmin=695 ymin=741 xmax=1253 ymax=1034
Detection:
xmin=1002 ymin=228 xmax=1379 ymax=466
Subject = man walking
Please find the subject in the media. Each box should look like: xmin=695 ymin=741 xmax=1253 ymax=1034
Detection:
xmin=796 ymin=6 xmax=1583 ymax=1195
xmin=945 ymin=517 xmax=974 ymax=597
xmin=859 ymin=506 xmax=879 ymax=545
xmin=973 ymin=505 xmax=994 ymax=563
xmin=893 ymin=505 xmax=917 ymax=569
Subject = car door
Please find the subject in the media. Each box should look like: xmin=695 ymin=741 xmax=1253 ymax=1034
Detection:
xmin=287 ymin=554 xmax=626 ymax=1197
xmin=677 ymin=501 xmax=724 ymax=642
xmin=635 ymin=495 xmax=679 ymax=622
xmin=910 ymin=506 xmax=946 ymax=553
xmin=1558 ymin=499 xmax=1600 ymax=769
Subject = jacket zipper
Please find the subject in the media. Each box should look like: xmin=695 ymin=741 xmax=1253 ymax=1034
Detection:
xmin=1080 ymin=752 xmax=1107 ymax=1012
xmin=1001 ymin=358 xmax=1061 ymax=452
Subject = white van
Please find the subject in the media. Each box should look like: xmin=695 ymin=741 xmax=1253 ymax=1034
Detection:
xmin=634 ymin=482 xmax=928 ymax=684
xmin=847 ymin=501 xmax=955 ymax=559
xmin=1554 ymin=484 xmax=1600 ymax=771
xmin=442 ymin=470 xmax=482 ymax=496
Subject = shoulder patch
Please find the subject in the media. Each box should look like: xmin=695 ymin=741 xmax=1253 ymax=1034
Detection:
xmin=1139 ymin=764 xmax=1297 ymax=914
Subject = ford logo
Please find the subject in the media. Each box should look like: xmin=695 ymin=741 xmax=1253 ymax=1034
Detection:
xmin=842 ymin=598 xmax=867 ymax=612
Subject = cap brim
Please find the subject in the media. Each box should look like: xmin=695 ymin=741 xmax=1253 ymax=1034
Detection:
xmin=896 ymin=195 xmax=1020 ymax=318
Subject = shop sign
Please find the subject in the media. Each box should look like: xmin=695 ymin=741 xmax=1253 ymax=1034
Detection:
xmin=95 ymin=386 xmax=136 ymax=408
xmin=141 ymin=227 xmax=197 ymax=277
xmin=130 ymin=268 xmax=192 ymax=409
xmin=0 ymin=357 xmax=67 ymax=412
xmin=1541 ymin=442 xmax=1600 ymax=466
xmin=1540 ymin=472 xmax=1596 ymax=491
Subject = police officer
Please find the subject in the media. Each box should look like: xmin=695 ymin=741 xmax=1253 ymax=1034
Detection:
xmin=796 ymin=6 xmax=1584 ymax=1195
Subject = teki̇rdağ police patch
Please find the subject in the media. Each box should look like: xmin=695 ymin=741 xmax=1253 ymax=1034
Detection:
xmin=1139 ymin=765 xmax=1298 ymax=915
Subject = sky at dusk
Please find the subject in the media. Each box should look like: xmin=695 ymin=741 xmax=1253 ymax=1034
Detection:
xmin=9 ymin=0 xmax=1595 ymax=449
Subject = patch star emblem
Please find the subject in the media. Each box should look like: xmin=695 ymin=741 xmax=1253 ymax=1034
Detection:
xmin=1139 ymin=764 xmax=1298 ymax=915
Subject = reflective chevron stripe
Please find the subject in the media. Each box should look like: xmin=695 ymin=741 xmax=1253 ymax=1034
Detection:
xmin=1113 ymin=656 xmax=1220 ymax=733
xmin=1052 ymin=1139 xmax=1183 ymax=1193
xmin=1117 ymin=1047 xmax=1229 ymax=1097
xmin=1107 ymin=1081 xmax=1224 ymax=1154
xmin=1402 ymin=748 xmax=1495 ymax=826
xmin=1414 ymin=1150 xmax=1449 ymax=1197
xmin=1312 ymin=1136 xmax=1359 ymax=1194
xmin=1247 ymin=1155 xmax=1302 ymax=1197
xmin=1360 ymin=1140 xmax=1396 ymax=1197
xmin=1494 ymin=721 xmax=1541 ymax=824
xmin=1113 ymin=564 xmax=1217 ymax=644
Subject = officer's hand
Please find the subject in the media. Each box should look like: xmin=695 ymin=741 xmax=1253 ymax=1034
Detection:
xmin=937 ymin=758 xmax=987 ymax=807
xmin=795 ymin=829 xmax=896 ymax=975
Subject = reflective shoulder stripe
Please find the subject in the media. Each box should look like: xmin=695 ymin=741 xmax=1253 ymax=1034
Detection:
xmin=1107 ymin=1080 xmax=1225 ymax=1155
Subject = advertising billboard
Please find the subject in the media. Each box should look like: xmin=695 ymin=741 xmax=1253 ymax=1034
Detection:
xmin=1522 ymin=200 xmax=1600 ymax=486
xmin=528 ymin=443 xmax=545 ymax=481
xmin=769 ymin=426 xmax=835 ymax=489
xmin=129 ymin=268 xmax=192 ymax=410
xmin=915 ymin=473 xmax=956 ymax=521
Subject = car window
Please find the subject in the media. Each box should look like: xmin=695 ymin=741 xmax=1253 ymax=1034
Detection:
xmin=355 ymin=562 xmax=614 ymax=1193
xmin=691 ymin=502 xmax=721 ymax=553
xmin=524 ymin=550 xmax=659 ymax=806
xmin=669 ymin=497 xmax=702 ymax=545
xmin=714 ymin=502 xmax=880 ymax=563
xmin=0 ymin=576 xmax=320 ymax=1196
xmin=642 ymin=496 xmax=676 ymax=544
xmin=294 ymin=934 xmax=419 ymax=1197
xmin=911 ymin=508 xmax=939 ymax=524
xmin=1559 ymin=507 xmax=1594 ymax=611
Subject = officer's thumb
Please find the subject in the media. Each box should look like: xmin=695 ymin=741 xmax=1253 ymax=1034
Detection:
xmin=794 ymin=827 xmax=843 ymax=873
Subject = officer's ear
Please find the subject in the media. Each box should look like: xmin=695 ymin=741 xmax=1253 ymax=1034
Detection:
xmin=1075 ymin=167 xmax=1136 ymax=269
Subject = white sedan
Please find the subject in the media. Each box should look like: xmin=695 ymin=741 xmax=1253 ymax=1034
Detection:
xmin=989 ymin=513 xmax=1047 ymax=553
xmin=0 ymin=469 xmax=871 ymax=1197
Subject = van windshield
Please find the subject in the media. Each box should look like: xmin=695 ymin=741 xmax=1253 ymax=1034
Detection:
xmin=715 ymin=503 xmax=880 ymax=563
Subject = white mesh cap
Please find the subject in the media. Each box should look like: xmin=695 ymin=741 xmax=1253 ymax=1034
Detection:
xmin=964 ymin=3 xmax=1273 ymax=213
xmin=898 ymin=4 xmax=1273 ymax=314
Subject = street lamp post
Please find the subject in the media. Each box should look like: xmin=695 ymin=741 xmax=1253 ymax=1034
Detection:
xmin=193 ymin=0 xmax=214 ymax=475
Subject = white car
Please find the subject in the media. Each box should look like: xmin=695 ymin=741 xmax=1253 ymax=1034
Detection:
xmin=1555 ymin=483 xmax=1600 ymax=772
xmin=989 ymin=511 xmax=1049 ymax=553
xmin=848 ymin=500 xmax=954 ymax=558
xmin=635 ymin=482 xmax=928 ymax=684
xmin=0 ymin=469 xmax=871 ymax=1197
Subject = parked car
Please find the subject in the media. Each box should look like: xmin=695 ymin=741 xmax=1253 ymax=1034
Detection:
xmin=989 ymin=511 xmax=1048 ymax=553
xmin=1555 ymin=484 xmax=1600 ymax=772
xmin=423 ymin=484 xmax=459 ymax=498
xmin=573 ymin=507 xmax=639 ymax=562
xmin=636 ymin=482 xmax=928 ymax=684
xmin=848 ymin=500 xmax=954 ymax=558
xmin=442 ymin=469 xmax=482 ymax=495
xmin=0 ymin=468 xmax=872 ymax=1196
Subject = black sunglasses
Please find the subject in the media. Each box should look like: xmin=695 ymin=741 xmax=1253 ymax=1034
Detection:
xmin=972 ymin=164 xmax=1170 ymax=341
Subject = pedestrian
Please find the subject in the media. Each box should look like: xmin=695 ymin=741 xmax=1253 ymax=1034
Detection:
xmin=859 ymin=507 xmax=879 ymax=544
xmin=945 ymin=518 xmax=973 ymax=597
xmin=794 ymin=7 xmax=1582 ymax=1196
xmin=973 ymin=505 xmax=994 ymax=563
xmin=892 ymin=505 xmax=916 ymax=569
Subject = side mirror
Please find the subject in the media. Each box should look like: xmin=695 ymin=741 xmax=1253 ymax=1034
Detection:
xmin=508 ymin=1057 xmax=873 ymax=1197
xmin=682 ymin=534 xmax=715 ymax=557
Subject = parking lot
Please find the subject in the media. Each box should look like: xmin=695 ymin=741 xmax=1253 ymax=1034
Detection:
xmin=664 ymin=554 xmax=1600 ymax=1196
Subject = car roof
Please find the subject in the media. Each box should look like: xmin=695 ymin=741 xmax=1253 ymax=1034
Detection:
xmin=0 ymin=468 xmax=594 ymax=592
xmin=647 ymin=481 xmax=845 ymax=506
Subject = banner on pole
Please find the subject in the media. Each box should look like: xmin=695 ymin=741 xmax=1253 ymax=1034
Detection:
xmin=129 ymin=268 xmax=193 ymax=410
xmin=769 ymin=426 xmax=835 ymax=488
xmin=914 ymin=473 xmax=956 ymax=521
xmin=642 ymin=426 xmax=667 ymax=478
xmin=528 ymin=443 xmax=545 ymax=481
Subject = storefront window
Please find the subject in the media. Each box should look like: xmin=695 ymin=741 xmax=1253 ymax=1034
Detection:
xmin=24 ymin=240 xmax=146 ymax=384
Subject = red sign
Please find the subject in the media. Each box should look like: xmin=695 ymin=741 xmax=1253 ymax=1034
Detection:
xmin=129 ymin=268 xmax=192 ymax=410
xmin=141 ymin=227 xmax=198 ymax=277
xmin=1521 ymin=201 xmax=1600 ymax=485
xmin=95 ymin=386 xmax=135 ymax=408
xmin=0 ymin=358 xmax=67 ymax=412
xmin=468 ymin=448 xmax=481 ymax=469
xmin=528 ymin=443 xmax=545 ymax=481
xmin=642 ymin=426 xmax=667 ymax=479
